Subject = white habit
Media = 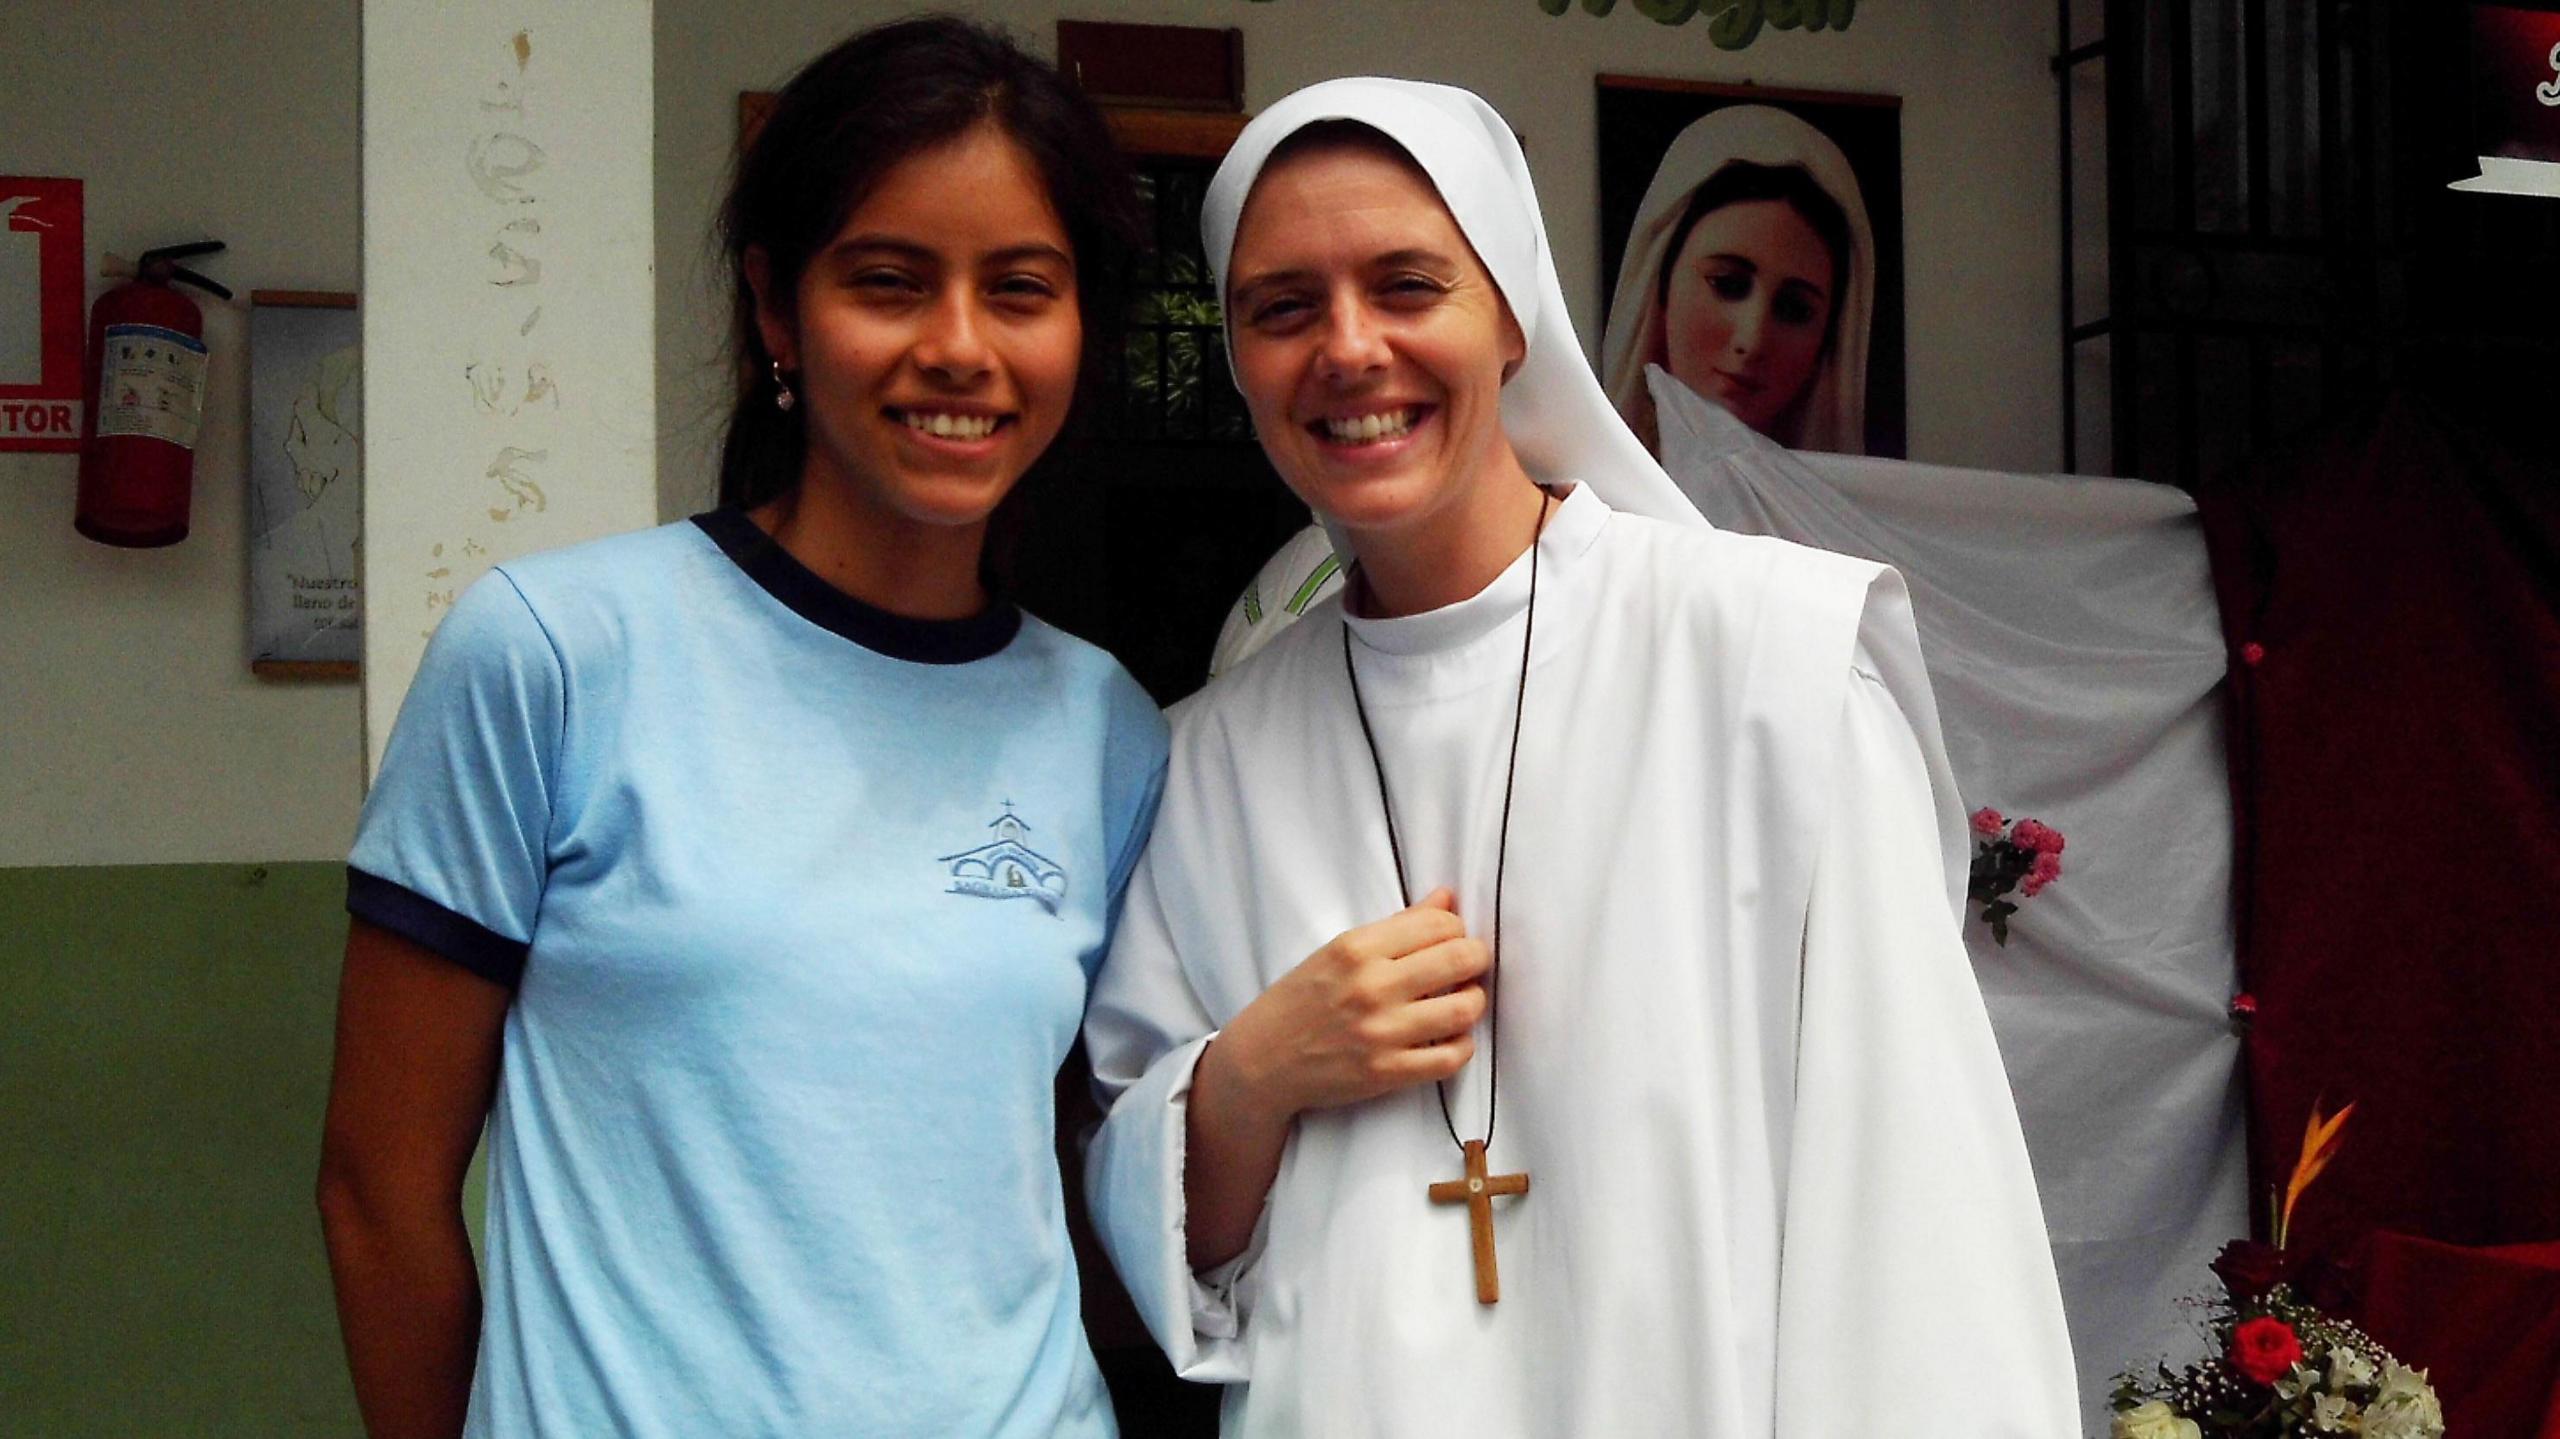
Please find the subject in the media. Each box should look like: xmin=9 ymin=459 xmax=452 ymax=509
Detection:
xmin=1650 ymin=370 xmax=2247 ymax=1438
xmin=1085 ymin=483 xmax=2078 ymax=1436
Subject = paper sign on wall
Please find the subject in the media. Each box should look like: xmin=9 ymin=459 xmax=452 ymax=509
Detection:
xmin=2453 ymin=5 xmax=2560 ymax=197
xmin=249 ymin=294 xmax=363 ymax=675
xmin=0 ymin=177 xmax=86 ymax=453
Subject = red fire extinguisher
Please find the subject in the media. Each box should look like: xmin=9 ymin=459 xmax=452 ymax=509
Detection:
xmin=75 ymin=240 xmax=231 ymax=548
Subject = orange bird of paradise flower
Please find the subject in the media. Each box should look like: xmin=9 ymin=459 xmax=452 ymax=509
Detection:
xmin=2273 ymin=1100 xmax=2356 ymax=1250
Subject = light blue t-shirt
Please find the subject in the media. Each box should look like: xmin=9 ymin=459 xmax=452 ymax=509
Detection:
xmin=349 ymin=511 xmax=1167 ymax=1438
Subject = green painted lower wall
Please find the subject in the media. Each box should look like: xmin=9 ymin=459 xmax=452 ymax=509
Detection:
xmin=1 ymin=862 xmax=359 ymax=1435
xmin=0 ymin=862 xmax=1218 ymax=1432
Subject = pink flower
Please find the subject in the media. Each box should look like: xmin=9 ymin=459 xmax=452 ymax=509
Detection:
xmin=2022 ymin=873 xmax=2050 ymax=898
xmin=2011 ymin=818 xmax=2065 ymax=855
xmin=2031 ymin=851 xmax=2063 ymax=884
xmin=1970 ymin=807 xmax=2006 ymax=838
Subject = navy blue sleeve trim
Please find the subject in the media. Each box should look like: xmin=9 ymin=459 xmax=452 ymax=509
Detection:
xmin=346 ymin=867 xmax=529 ymax=990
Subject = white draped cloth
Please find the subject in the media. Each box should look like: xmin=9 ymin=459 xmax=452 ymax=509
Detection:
xmin=1086 ymin=483 xmax=2078 ymax=1437
xmin=1651 ymin=369 xmax=2249 ymax=1438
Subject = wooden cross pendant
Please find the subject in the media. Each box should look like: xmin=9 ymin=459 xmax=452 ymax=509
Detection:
xmin=1426 ymin=1139 xmax=1530 ymax=1305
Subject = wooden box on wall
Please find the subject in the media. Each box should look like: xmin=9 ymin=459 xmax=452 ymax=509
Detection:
xmin=1056 ymin=21 xmax=1244 ymax=112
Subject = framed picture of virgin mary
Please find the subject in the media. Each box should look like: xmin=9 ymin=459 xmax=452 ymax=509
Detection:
xmin=1595 ymin=75 xmax=1906 ymax=460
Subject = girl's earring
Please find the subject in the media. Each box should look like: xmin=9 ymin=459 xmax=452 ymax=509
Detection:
xmin=770 ymin=359 xmax=797 ymax=412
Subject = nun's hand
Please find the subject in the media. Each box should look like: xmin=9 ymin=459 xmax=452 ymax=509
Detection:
xmin=1182 ymin=887 xmax=1487 ymax=1271
xmin=1212 ymin=887 xmax=1490 ymax=1124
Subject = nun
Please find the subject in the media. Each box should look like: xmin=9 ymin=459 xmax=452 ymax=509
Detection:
xmin=1083 ymin=77 xmax=2075 ymax=1436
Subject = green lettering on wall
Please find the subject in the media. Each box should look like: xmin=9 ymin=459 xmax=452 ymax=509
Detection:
xmin=1245 ymin=0 xmax=1855 ymax=47
xmin=1779 ymin=0 xmax=1858 ymax=33
xmin=1706 ymin=0 xmax=1763 ymax=49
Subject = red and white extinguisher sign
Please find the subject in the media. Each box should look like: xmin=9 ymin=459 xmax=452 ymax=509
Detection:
xmin=75 ymin=240 xmax=231 ymax=548
xmin=0 ymin=178 xmax=86 ymax=453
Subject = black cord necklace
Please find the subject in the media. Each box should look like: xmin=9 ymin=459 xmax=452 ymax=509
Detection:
xmin=1339 ymin=486 xmax=1553 ymax=1157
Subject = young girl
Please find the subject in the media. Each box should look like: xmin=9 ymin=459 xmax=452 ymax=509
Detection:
xmin=317 ymin=21 xmax=1164 ymax=1437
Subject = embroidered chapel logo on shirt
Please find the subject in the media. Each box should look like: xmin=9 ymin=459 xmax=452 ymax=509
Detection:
xmin=938 ymin=802 xmax=1068 ymax=915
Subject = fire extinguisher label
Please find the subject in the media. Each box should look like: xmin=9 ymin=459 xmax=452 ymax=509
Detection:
xmin=96 ymin=322 xmax=210 ymax=448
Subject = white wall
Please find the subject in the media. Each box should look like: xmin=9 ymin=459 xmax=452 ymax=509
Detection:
xmin=0 ymin=0 xmax=363 ymax=868
xmin=653 ymin=0 xmax=2064 ymax=519
xmin=3 ymin=0 xmax=2064 ymax=867
xmin=360 ymin=0 xmax=659 ymax=779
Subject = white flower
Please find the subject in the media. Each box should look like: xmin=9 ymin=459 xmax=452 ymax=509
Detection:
xmin=2310 ymin=1392 xmax=2355 ymax=1431
xmin=2363 ymin=1361 xmax=2445 ymax=1439
xmin=2327 ymin=1344 xmax=2377 ymax=1390
xmin=2276 ymin=1362 xmax=2322 ymax=1400
xmin=2112 ymin=1400 xmax=2203 ymax=1439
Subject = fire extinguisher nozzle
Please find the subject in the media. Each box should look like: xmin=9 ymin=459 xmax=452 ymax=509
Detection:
xmin=137 ymin=242 xmax=231 ymax=299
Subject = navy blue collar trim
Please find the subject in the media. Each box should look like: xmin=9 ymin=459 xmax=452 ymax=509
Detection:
xmin=691 ymin=509 xmax=1021 ymax=664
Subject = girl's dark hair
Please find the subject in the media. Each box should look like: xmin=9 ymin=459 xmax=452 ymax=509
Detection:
xmin=1654 ymin=160 xmax=1855 ymax=352
xmin=716 ymin=16 xmax=1142 ymax=509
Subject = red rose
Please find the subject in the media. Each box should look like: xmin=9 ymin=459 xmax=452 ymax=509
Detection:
xmin=2229 ymin=1315 xmax=2303 ymax=1385
xmin=2210 ymin=1239 xmax=2286 ymax=1299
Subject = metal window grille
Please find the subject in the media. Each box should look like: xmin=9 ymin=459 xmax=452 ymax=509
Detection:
xmin=1111 ymin=159 xmax=1256 ymax=444
xmin=2057 ymin=0 xmax=2560 ymax=485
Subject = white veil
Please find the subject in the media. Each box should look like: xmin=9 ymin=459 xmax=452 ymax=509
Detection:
xmin=1201 ymin=77 xmax=1696 ymax=527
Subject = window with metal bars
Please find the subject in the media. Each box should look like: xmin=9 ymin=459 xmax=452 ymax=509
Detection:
xmin=2057 ymin=0 xmax=2560 ymax=486
xmin=1112 ymin=162 xmax=1255 ymax=445
xmin=1001 ymin=150 xmax=1310 ymax=707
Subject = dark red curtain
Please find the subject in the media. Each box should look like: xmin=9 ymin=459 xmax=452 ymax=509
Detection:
xmin=2358 ymin=1232 xmax=2560 ymax=1437
xmin=2198 ymin=384 xmax=2560 ymax=1423
xmin=2200 ymin=382 xmax=2560 ymax=1245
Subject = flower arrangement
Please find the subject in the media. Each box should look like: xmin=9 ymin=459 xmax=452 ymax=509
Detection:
xmin=1966 ymin=808 xmax=2064 ymax=945
xmin=2110 ymin=1104 xmax=2445 ymax=1439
